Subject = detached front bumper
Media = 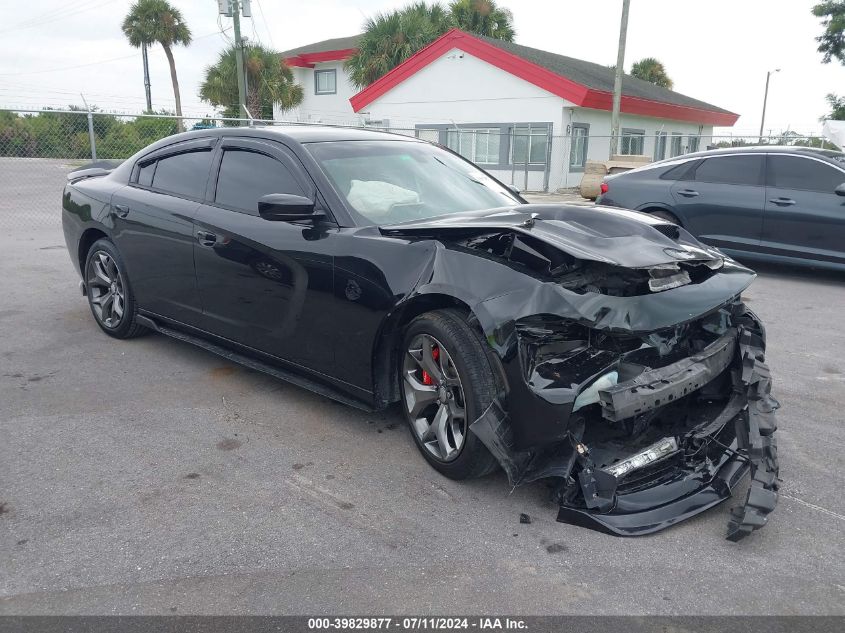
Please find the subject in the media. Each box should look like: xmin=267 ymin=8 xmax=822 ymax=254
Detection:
xmin=558 ymin=441 xmax=750 ymax=536
xmin=555 ymin=308 xmax=779 ymax=541
xmin=470 ymin=301 xmax=779 ymax=541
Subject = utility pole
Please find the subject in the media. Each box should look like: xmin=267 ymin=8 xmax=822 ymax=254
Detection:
xmin=232 ymin=1 xmax=248 ymax=125
xmin=609 ymin=0 xmax=630 ymax=157
xmin=219 ymin=0 xmax=249 ymax=124
xmin=141 ymin=43 xmax=152 ymax=112
xmin=758 ymin=68 xmax=780 ymax=144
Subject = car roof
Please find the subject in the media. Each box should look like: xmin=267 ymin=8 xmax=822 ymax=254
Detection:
xmin=665 ymin=145 xmax=844 ymax=162
xmin=158 ymin=125 xmax=421 ymax=147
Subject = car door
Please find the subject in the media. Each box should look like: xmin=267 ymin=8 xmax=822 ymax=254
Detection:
xmin=110 ymin=138 xmax=216 ymax=325
xmin=192 ymin=137 xmax=338 ymax=375
xmin=762 ymin=154 xmax=845 ymax=266
xmin=669 ymin=154 xmax=765 ymax=252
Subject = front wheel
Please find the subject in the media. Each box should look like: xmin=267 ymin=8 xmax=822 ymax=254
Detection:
xmin=84 ymin=238 xmax=147 ymax=339
xmin=399 ymin=309 xmax=499 ymax=480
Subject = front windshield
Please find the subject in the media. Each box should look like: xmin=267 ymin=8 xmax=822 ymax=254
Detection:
xmin=306 ymin=139 xmax=522 ymax=226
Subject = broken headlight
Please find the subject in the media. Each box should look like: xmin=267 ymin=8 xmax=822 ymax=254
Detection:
xmin=602 ymin=437 xmax=679 ymax=479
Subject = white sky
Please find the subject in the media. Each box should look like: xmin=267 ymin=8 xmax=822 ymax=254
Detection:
xmin=1 ymin=0 xmax=843 ymax=135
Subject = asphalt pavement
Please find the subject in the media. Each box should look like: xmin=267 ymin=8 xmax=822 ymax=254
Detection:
xmin=0 ymin=158 xmax=843 ymax=615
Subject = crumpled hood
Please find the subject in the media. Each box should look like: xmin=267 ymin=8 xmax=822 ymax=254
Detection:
xmin=380 ymin=204 xmax=723 ymax=268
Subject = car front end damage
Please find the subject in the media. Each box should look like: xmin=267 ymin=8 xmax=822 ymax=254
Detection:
xmin=383 ymin=205 xmax=780 ymax=540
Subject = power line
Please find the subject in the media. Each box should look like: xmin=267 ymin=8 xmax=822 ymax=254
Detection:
xmin=0 ymin=0 xmax=121 ymax=35
xmin=0 ymin=28 xmax=231 ymax=77
xmin=254 ymin=0 xmax=275 ymax=48
xmin=3 ymin=0 xmax=102 ymax=31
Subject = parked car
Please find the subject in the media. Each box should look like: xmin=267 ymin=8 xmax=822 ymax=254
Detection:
xmin=62 ymin=126 xmax=779 ymax=540
xmin=596 ymin=146 xmax=845 ymax=270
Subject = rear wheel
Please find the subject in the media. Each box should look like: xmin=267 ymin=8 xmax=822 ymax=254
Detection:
xmin=399 ymin=309 xmax=499 ymax=480
xmin=84 ymin=238 xmax=147 ymax=339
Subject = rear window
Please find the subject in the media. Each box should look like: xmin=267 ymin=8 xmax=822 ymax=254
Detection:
xmin=766 ymin=155 xmax=845 ymax=192
xmin=659 ymin=160 xmax=698 ymax=181
xmin=151 ymin=150 xmax=212 ymax=199
xmin=137 ymin=161 xmax=155 ymax=187
xmin=692 ymin=155 xmax=763 ymax=186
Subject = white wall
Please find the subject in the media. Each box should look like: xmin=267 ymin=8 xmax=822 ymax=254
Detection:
xmin=274 ymin=61 xmax=361 ymax=125
xmin=360 ymin=49 xmax=571 ymax=191
xmin=557 ymin=109 xmax=714 ymax=189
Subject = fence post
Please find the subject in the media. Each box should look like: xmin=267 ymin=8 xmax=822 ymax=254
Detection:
xmin=80 ymin=94 xmax=97 ymax=161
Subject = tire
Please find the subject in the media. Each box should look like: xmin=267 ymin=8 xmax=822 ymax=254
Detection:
xmin=649 ymin=209 xmax=680 ymax=225
xmin=84 ymin=238 xmax=148 ymax=339
xmin=399 ymin=308 xmax=499 ymax=480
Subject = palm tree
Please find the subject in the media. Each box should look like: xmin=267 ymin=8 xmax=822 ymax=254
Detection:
xmin=346 ymin=2 xmax=452 ymax=89
xmin=630 ymin=57 xmax=674 ymax=89
xmin=200 ymin=45 xmax=303 ymax=121
xmin=122 ymin=0 xmax=191 ymax=130
xmin=449 ymin=0 xmax=515 ymax=41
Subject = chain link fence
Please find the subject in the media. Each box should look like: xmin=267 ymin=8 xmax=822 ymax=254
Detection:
xmin=0 ymin=107 xmax=837 ymax=229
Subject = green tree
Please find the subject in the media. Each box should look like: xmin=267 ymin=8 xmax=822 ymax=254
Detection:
xmin=630 ymin=57 xmax=674 ymax=89
xmin=122 ymin=0 xmax=192 ymax=130
xmin=822 ymin=92 xmax=845 ymax=120
xmin=346 ymin=2 xmax=452 ymax=89
xmin=346 ymin=0 xmax=515 ymax=88
xmin=449 ymin=0 xmax=515 ymax=41
xmin=200 ymin=45 xmax=303 ymax=121
xmin=812 ymin=1 xmax=845 ymax=64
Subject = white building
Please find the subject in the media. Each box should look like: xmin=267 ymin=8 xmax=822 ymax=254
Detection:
xmin=276 ymin=29 xmax=738 ymax=192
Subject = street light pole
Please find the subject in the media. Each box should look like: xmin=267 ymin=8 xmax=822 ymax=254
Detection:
xmin=758 ymin=68 xmax=780 ymax=143
xmin=141 ymin=42 xmax=152 ymax=112
xmin=609 ymin=0 xmax=631 ymax=157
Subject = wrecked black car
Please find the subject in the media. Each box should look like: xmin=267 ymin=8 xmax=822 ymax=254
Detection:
xmin=61 ymin=126 xmax=779 ymax=541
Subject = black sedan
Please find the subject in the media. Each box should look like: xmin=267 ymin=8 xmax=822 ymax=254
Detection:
xmin=62 ymin=126 xmax=779 ymax=540
xmin=597 ymin=145 xmax=845 ymax=270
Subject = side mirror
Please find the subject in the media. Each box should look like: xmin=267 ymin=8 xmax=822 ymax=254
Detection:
xmin=257 ymin=193 xmax=321 ymax=221
xmin=835 ymin=183 xmax=845 ymax=197
xmin=507 ymin=184 xmax=521 ymax=196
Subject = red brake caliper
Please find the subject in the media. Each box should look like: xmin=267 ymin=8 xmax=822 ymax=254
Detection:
xmin=422 ymin=346 xmax=439 ymax=385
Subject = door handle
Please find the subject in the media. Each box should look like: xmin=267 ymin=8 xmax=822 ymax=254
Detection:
xmin=113 ymin=204 xmax=130 ymax=218
xmin=770 ymin=197 xmax=796 ymax=206
xmin=196 ymin=230 xmax=218 ymax=247
xmin=677 ymin=189 xmax=699 ymax=197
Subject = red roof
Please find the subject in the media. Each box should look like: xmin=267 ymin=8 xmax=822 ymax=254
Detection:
xmin=349 ymin=29 xmax=738 ymax=126
xmin=285 ymin=48 xmax=357 ymax=68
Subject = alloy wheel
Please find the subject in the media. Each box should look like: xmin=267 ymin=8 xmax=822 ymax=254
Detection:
xmin=87 ymin=251 xmax=125 ymax=329
xmin=402 ymin=334 xmax=468 ymax=462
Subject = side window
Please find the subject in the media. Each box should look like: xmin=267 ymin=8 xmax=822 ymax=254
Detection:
xmin=151 ymin=150 xmax=213 ymax=199
xmin=767 ymin=155 xmax=845 ymax=192
xmin=137 ymin=161 xmax=156 ymax=187
xmin=692 ymin=155 xmax=763 ymax=186
xmin=214 ymin=149 xmax=305 ymax=215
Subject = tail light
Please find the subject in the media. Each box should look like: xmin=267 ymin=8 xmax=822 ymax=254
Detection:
xmin=600 ymin=182 xmax=609 ymax=195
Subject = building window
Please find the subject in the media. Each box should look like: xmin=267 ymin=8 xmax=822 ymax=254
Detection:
xmin=414 ymin=122 xmax=551 ymax=169
xmin=569 ymin=123 xmax=589 ymax=172
xmin=314 ymin=69 xmax=336 ymax=95
xmin=511 ymin=126 xmax=548 ymax=165
xmin=446 ymin=128 xmax=501 ymax=164
xmin=688 ymin=135 xmax=700 ymax=152
xmin=654 ymin=132 xmax=667 ymax=161
xmin=620 ymin=128 xmax=645 ymax=155
xmin=670 ymin=133 xmax=683 ymax=157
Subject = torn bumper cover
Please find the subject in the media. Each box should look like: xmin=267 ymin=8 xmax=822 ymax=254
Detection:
xmin=470 ymin=305 xmax=779 ymax=541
